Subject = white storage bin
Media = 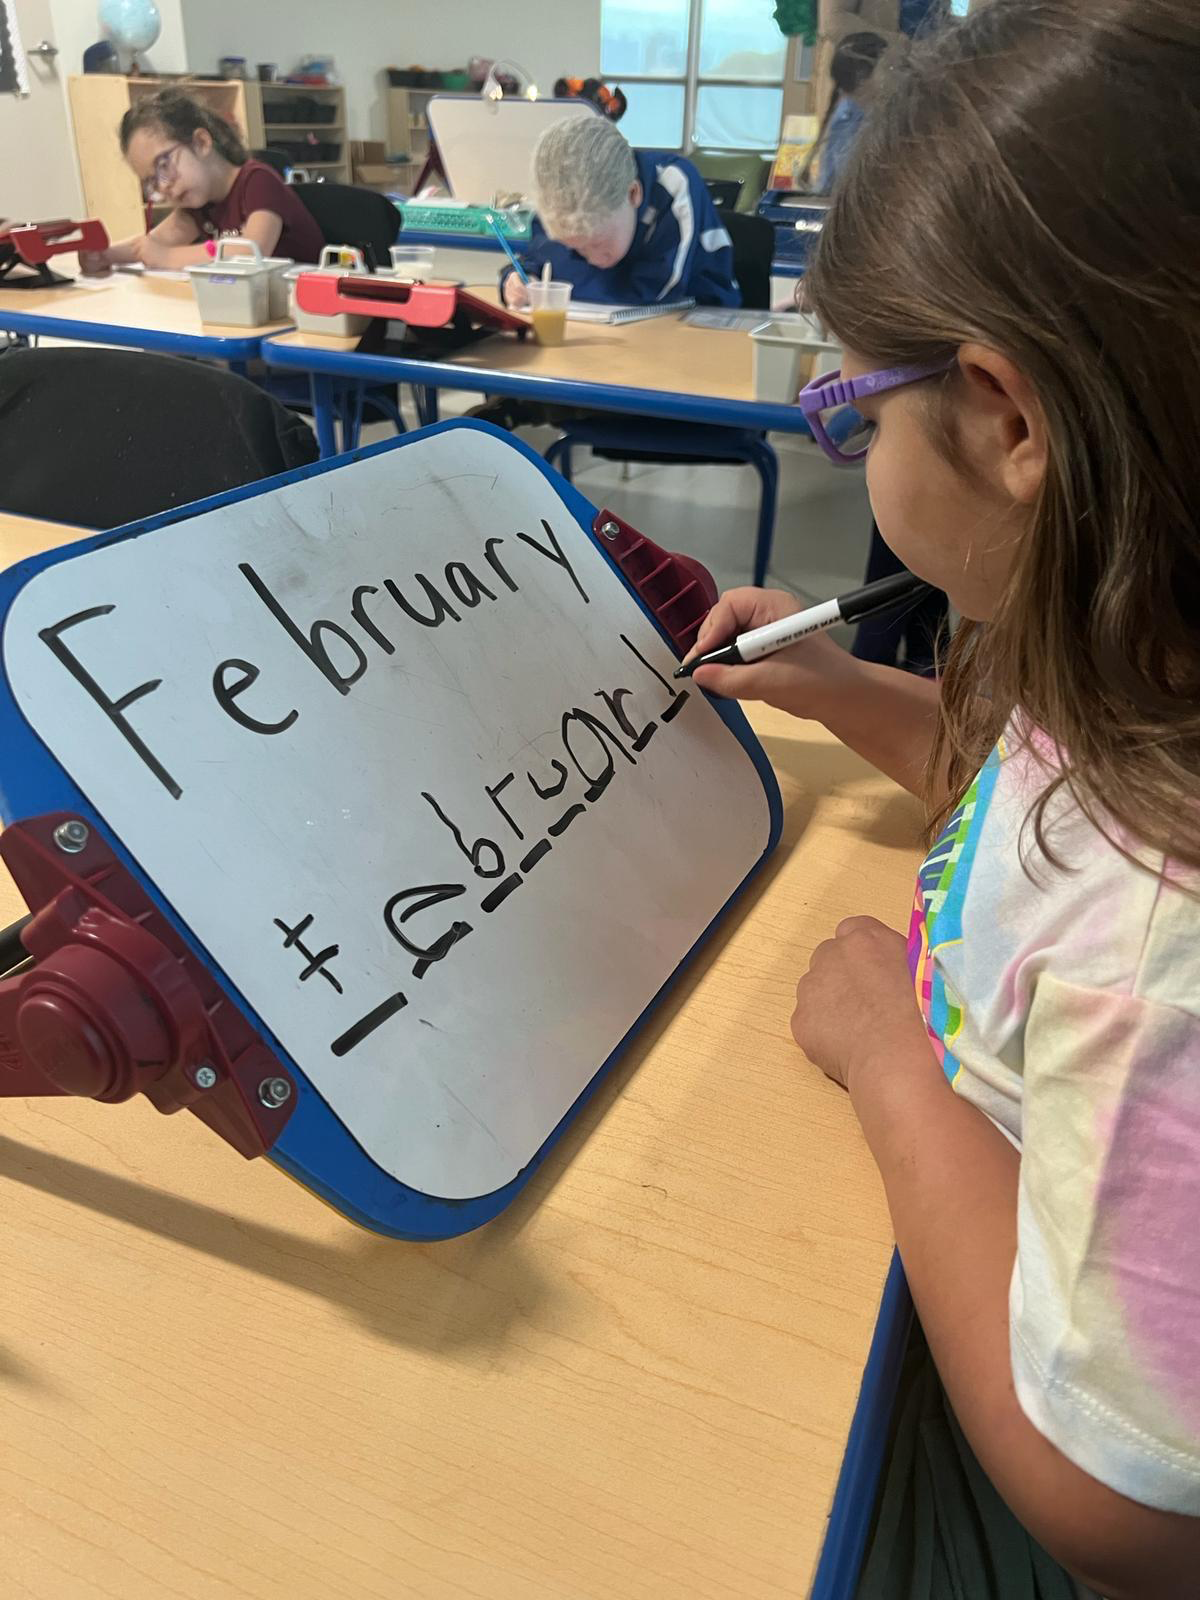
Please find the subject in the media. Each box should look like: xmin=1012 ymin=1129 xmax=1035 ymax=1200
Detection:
xmin=287 ymin=244 xmax=372 ymax=337
xmin=264 ymin=253 xmax=296 ymax=319
xmin=187 ymin=238 xmax=291 ymax=328
xmin=750 ymin=317 xmax=841 ymax=404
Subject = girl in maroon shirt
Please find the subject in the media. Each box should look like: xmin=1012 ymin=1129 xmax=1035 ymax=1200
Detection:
xmin=81 ymin=88 xmax=324 ymax=273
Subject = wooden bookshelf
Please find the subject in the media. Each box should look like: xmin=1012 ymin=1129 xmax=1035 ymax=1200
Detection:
xmin=249 ymin=81 xmax=349 ymax=185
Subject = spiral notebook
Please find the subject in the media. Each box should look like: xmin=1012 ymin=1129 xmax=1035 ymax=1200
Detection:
xmin=567 ymin=298 xmax=696 ymax=325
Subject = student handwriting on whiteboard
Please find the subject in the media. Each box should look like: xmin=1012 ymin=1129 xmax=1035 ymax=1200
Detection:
xmin=33 ymin=517 xmax=693 ymax=1062
xmin=37 ymin=517 xmax=590 ymax=795
xmin=273 ymin=631 xmax=689 ymax=1059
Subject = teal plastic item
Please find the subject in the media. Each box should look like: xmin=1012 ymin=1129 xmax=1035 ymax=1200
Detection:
xmin=397 ymin=202 xmax=533 ymax=242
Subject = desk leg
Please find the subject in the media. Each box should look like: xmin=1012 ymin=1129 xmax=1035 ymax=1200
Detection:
xmin=347 ymin=381 xmax=365 ymax=451
xmin=310 ymin=373 xmax=339 ymax=459
xmin=413 ymin=385 xmax=439 ymax=428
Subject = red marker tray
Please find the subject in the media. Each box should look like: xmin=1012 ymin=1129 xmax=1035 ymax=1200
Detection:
xmin=294 ymin=271 xmax=530 ymax=335
xmin=0 ymin=218 xmax=110 ymax=288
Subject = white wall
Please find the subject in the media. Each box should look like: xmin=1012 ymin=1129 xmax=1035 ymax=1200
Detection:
xmin=179 ymin=0 xmax=601 ymax=142
xmin=48 ymin=0 xmax=188 ymax=214
xmin=50 ymin=0 xmax=188 ymax=77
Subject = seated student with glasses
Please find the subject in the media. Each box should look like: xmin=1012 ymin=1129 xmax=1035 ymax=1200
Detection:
xmin=79 ymin=88 xmax=323 ymax=275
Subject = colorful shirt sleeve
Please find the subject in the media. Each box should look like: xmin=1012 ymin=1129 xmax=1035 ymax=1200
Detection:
xmin=1011 ymin=973 xmax=1200 ymax=1513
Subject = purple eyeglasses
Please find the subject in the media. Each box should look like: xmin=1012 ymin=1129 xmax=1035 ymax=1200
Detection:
xmin=797 ymin=359 xmax=955 ymax=466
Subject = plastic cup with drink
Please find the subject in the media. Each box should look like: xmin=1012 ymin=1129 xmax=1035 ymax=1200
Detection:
xmin=528 ymin=264 xmax=571 ymax=346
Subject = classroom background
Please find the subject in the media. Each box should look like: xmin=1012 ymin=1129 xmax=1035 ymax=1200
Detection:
xmin=4 ymin=0 xmax=971 ymax=611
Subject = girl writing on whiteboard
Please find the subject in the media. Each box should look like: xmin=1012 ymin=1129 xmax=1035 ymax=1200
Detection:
xmin=687 ymin=2 xmax=1200 ymax=1594
xmin=80 ymin=88 xmax=323 ymax=274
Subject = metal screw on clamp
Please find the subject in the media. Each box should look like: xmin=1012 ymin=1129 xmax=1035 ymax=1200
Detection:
xmin=194 ymin=1064 xmax=218 ymax=1090
xmin=258 ymin=1076 xmax=292 ymax=1109
xmin=53 ymin=820 xmax=89 ymax=853
xmin=599 ymin=520 xmax=620 ymax=540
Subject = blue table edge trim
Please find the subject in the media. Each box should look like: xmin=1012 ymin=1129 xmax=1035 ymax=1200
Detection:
xmin=0 ymin=418 xmax=782 ymax=1242
xmin=0 ymin=307 xmax=272 ymax=361
xmin=810 ymin=1248 xmax=914 ymax=1600
xmin=262 ymin=336 xmax=818 ymax=435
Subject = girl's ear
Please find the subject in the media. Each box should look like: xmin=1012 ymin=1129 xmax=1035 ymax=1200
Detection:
xmin=191 ymin=126 xmax=214 ymax=159
xmin=629 ymin=179 xmax=643 ymax=208
xmin=955 ymin=342 xmax=1048 ymax=506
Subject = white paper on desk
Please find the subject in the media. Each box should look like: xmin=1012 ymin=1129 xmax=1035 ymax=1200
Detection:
xmin=116 ymin=264 xmax=192 ymax=283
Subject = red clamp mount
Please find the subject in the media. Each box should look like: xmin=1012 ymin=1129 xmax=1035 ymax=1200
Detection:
xmin=0 ymin=219 xmax=110 ymax=287
xmin=0 ymin=813 xmax=295 ymax=1159
xmin=592 ymin=507 xmax=718 ymax=653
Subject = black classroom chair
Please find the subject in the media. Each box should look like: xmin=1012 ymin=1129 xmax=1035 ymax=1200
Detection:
xmin=544 ymin=210 xmax=783 ymax=586
xmin=283 ymin=182 xmax=407 ymax=435
xmin=0 ymin=346 xmax=317 ymax=529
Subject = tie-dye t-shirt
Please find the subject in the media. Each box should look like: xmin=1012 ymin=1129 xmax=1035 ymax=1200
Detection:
xmin=908 ymin=725 xmax=1200 ymax=1515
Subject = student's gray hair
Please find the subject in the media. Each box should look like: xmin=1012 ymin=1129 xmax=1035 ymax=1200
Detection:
xmin=532 ymin=116 xmax=638 ymax=238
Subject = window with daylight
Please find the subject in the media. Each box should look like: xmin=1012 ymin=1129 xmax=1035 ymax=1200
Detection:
xmin=600 ymin=0 xmax=786 ymax=154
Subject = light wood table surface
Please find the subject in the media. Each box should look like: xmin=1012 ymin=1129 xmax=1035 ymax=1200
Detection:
xmin=0 ymin=510 xmax=919 ymax=1600
xmin=0 ymin=263 xmax=291 ymax=350
xmin=267 ymin=307 xmax=762 ymax=406
xmin=267 ymin=286 xmax=826 ymax=409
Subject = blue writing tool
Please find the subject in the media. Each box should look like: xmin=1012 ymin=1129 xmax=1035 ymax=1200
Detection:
xmin=486 ymin=212 xmax=530 ymax=284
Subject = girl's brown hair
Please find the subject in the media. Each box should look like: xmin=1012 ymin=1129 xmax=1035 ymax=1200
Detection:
xmin=119 ymin=87 xmax=247 ymax=167
xmin=806 ymin=0 xmax=1200 ymax=870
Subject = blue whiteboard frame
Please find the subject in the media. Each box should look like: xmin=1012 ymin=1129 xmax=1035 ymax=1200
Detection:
xmin=0 ymin=420 xmax=782 ymax=1241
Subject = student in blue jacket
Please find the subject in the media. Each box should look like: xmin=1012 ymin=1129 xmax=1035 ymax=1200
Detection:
xmin=501 ymin=116 xmax=740 ymax=310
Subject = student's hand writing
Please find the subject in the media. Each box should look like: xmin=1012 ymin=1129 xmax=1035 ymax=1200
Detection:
xmin=504 ymin=274 xmax=531 ymax=309
xmin=686 ymin=587 xmax=862 ymax=721
xmin=791 ymin=916 xmax=933 ymax=1095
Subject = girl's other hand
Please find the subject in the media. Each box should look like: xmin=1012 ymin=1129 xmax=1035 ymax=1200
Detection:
xmin=686 ymin=586 xmax=864 ymax=722
xmin=791 ymin=916 xmax=933 ymax=1095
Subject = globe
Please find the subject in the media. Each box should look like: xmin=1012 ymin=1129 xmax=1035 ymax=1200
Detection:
xmin=99 ymin=0 xmax=162 ymax=54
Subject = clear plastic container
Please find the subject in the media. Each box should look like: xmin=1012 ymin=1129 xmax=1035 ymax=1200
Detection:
xmin=386 ymin=244 xmax=436 ymax=279
xmin=527 ymin=279 xmax=572 ymax=346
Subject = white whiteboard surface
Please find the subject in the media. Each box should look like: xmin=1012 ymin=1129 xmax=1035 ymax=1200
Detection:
xmin=4 ymin=428 xmax=772 ymax=1199
xmin=428 ymin=95 xmax=596 ymax=204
